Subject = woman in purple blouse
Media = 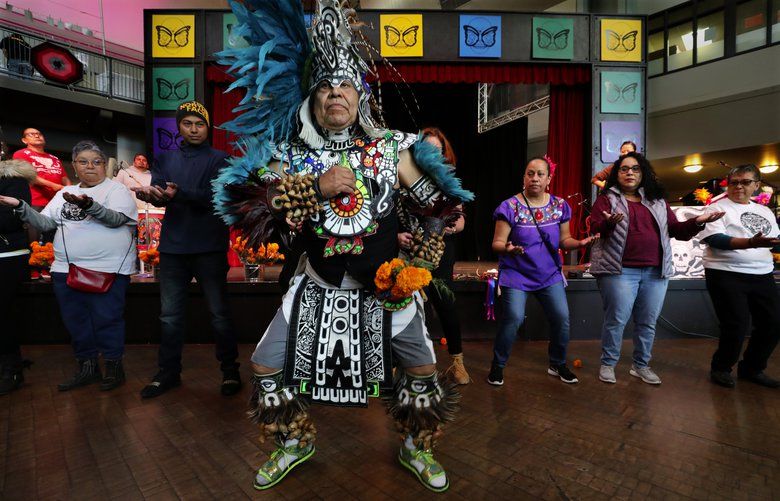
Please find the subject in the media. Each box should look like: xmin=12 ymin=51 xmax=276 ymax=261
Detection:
xmin=487 ymin=157 xmax=596 ymax=386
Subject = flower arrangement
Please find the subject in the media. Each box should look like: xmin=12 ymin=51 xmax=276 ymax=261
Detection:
xmin=28 ymin=242 xmax=54 ymax=268
xmin=754 ymin=192 xmax=771 ymax=206
xmin=693 ymin=188 xmax=712 ymax=205
xmin=374 ymin=258 xmax=432 ymax=311
xmin=139 ymin=246 xmax=160 ymax=266
xmin=231 ymin=236 xmax=285 ymax=265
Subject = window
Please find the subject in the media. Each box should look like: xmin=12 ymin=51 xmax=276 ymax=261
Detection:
xmin=667 ymin=22 xmax=694 ymax=70
xmin=772 ymin=0 xmax=780 ymax=42
xmin=648 ymin=31 xmax=665 ymax=76
xmin=736 ymin=0 xmax=767 ymax=52
xmin=696 ymin=10 xmax=725 ymax=62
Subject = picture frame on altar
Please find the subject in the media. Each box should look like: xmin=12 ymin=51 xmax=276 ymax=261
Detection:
xmin=380 ymin=14 xmax=424 ymax=57
xmin=459 ymin=15 xmax=501 ymax=58
xmin=151 ymin=14 xmax=195 ymax=59
xmin=600 ymin=18 xmax=642 ymax=62
xmin=600 ymin=71 xmax=642 ymax=114
xmin=152 ymin=117 xmax=183 ymax=158
xmin=600 ymin=121 xmax=642 ymax=163
xmin=152 ymin=67 xmax=195 ymax=111
xmin=532 ymin=17 xmax=574 ymax=60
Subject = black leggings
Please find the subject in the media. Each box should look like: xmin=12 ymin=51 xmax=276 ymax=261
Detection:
xmin=0 ymin=254 xmax=29 ymax=356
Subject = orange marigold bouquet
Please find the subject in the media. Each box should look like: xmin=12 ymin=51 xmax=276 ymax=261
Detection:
xmin=28 ymin=242 xmax=54 ymax=268
xmin=139 ymin=246 xmax=160 ymax=266
xmin=231 ymin=236 xmax=285 ymax=265
xmin=374 ymin=258 xmax=432 ymax=311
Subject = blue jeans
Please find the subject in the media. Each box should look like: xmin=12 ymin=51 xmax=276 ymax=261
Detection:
xmin=597 ymin=267 xmax=669 ymax=368
xmin=157 ymin=252 xmax=238 ymax=374
xmin=492 ymin=281 xmax=570 ymax=367
xmin=52 ymin=272 xmax=130 ymax=360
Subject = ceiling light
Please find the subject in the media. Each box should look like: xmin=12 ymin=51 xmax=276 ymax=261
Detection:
xmin=683 ymin=164 xmax=703 ymax=173
xmin=759 ymin=164 xmax=779 ymax=174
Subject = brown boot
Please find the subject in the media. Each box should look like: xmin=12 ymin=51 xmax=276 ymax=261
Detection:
xmin=444 ymin=353 xmax=471 ymax=385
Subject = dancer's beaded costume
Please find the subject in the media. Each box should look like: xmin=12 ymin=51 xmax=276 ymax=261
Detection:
xmin=213 ymin=0 xmax=473 ymax=492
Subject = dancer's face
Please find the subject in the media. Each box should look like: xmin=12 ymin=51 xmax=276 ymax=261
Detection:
xmin=313 ymin=80 xmax=358 ymax=132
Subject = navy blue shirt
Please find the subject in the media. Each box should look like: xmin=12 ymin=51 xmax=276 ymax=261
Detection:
xmin=151 ymin=142 xmax=229 ymax=254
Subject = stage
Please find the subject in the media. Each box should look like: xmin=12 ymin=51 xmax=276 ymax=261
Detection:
xmin=16 ymin=262 xmax=753 ymax=346
xmin=1 ymin=340 xmax=778 ymax=499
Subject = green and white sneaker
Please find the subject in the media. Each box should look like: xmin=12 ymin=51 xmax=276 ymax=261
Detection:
xmin=398 ymin=445 xmax=449 ymax=492
xmin=254 ymin=440 xmax=315 ymax=490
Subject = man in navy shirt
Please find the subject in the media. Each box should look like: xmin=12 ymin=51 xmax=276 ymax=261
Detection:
xmin=133 ymin=101 xmax=241 ymax=398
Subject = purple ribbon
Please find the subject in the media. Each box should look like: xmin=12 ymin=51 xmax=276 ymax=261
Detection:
xmin=484 ymin=276 xmax=497 ymax=321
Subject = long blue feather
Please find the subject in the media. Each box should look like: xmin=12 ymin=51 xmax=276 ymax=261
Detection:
xmin=412 ymin=138 xmax=475 ymax=203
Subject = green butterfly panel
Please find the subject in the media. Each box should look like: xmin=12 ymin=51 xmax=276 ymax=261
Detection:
xmin=532 ymin=17 xmax=574 ymax=60
xmin=600 ymin=71 xmax=642 ymax=114
xmin=152 ymin=67 xmax=195 ymax=111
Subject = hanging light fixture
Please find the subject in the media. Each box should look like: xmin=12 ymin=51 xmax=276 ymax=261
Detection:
xmin=759 ymin=164 xmax=779 ymax=174
xmin=683 ymin=164 xmax=703 ymax=173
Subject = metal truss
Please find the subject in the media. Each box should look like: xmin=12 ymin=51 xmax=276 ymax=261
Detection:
xmin=477 ymin=83 xmax=550 ymax=134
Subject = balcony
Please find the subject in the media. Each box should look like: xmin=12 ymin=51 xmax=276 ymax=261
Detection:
xmin=0 ymin=24 xmax=144 ymax=105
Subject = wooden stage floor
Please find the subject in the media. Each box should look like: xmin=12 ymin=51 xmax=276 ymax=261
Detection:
xmin=1 ymin=340 xmax=778 ymax=500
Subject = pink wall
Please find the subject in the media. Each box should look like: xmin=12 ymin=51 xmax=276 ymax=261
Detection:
xmin=10 ymin=0 xmax=228 ymax=51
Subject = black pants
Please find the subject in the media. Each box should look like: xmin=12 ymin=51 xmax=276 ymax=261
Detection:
xmin=0 ymin=254 xmax=28 ymax=356
xmin=425 ymin=278 xmax=463 ymax=355
xmin=705 ymin=268 xmax=780 ymax=374
xmin=157 ymin=252 xmax=239 ymax=374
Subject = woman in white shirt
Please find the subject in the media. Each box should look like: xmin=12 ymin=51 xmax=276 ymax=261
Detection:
xmin=0 ymin=140 xmax=138 ymax=392
xmin=699 ymin=164 xmax=780 ymax=388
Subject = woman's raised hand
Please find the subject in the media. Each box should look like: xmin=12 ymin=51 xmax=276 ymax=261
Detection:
xmin=0 ymin=195 xmax=21 ymax=207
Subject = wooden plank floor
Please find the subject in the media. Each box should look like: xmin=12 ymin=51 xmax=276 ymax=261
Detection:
xmin=1 ymin=339 xmax=778 ymax=500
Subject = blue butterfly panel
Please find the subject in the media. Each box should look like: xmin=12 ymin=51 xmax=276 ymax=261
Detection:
xmin=600 ymin=71 xmax=642 ymax=114
xmin=459 ymin=15 xmax=501 ymax=58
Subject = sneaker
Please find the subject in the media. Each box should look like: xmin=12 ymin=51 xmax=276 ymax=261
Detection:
xmin=599 ymin=365 xmax=616 ymax=384
xmin=398 ymin=445 xmax=449 ymax=492
xmin=737 ymin=370 xmax=780 ymax=388
xmin=548 ymin=364 xmax=579 ymax=384
xmin=30 ymin=270 xmax=40 ymax=280
xmin=58 ymin=358 xmax=102 ymax=391
xmin=444 ymin=353 xmax=471 ymax=385
xmin=710 ymin=370 xmax=735 ymax=388
xmin=629 ymin=365 xmax=662 ymax=385
xmin=100 ymin=359 xmax=126 ymax=391
xmin=40 ymin=269 xmax=51 ymax=280
xmin=254 ymin=440 xmax=315 ymax=490
xmin=140 ymin=371 xmax=182 ymax=399
xmin=487 ymin=363 xmax=503 ymax=386
xmin=221 ymin=368 xmax=243 ymax=396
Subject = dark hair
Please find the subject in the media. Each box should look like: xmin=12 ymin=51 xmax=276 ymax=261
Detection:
xmin=525 ymin=156 xmax=551 ymax=176
xmin=133 ymin=153 xmax=146 ymax=160
xmin=620 ymin=140 xmax=637 ymax=152
xmin=421 ymin=127 xmax=456 ymax=166
xmin=605 ymin=152 xmax=667 ymax=201
xmin=727 ymin=163 xmax=761 ymax=183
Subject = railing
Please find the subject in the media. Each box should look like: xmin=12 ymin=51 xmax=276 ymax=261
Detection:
xmin=0 ymin=24 xmax=144 ymax=104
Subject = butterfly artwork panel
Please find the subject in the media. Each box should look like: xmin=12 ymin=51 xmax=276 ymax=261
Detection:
xmin=459 ymin=15 xmax=501 ymax=58
xmin=600 ymin=71 xmax=642 ymax=114
xmin=380 ymin=14 xmax=423 ymax=57
xmin=152 ymin=67 xmax=195 ymax=110
xmin=223 ymin=13 xmax=249 ymax=50
xmin=600 ymin=121 xmax=642 ymax=163
xmin=153 ymin=117 xmax=185 ymax=158
xmin=532 ymin=17 xmax=574 ymax=60
xmin=152 ymin=14 xmax=195 ymax=58
xmin=600 ymin=18 xmax=642 ymax=62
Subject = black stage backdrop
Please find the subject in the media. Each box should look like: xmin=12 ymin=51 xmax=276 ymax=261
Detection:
xmin=380 ymin=83 xmax=528 ymax=262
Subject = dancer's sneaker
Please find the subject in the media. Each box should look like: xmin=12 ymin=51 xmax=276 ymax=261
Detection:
xmin=487 ymin=363 xmax=504 ymax=386
xmin=398 ymin=445 xmax=449 ymax=492
xmin=548 ymin=363 xmax=579 ymax=384
xmin=254 ymin=439 xmax=315 ymax=490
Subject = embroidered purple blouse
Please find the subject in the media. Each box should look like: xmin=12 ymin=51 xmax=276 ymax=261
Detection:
xmin=493 ymin=195 xmax=571 ymax=292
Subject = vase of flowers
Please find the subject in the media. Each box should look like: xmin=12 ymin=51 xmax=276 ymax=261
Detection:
xmin=139 ymin=246 xmax=160 ymax=278
xmin=231 ymin=236 xmax=285 ymax=282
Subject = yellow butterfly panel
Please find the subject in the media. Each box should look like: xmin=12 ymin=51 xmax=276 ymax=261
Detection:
xmin=152 ymin=14 xmax=195 ymax=58
xmin=380 ymin=14 xmax=423 ymax=58
xmin=600 ymin=19 xmax=642 ymax=62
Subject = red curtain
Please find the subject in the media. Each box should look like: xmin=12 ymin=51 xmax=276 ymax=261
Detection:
xmin=547 ymin=83 xmax=590 ymax=239
xmin=372 ymin=62 xmax=590 ymax=85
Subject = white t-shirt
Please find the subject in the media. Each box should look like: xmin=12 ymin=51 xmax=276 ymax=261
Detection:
xmin=42 ymin=179 xmax=139 ymax=275
xmin=699 ymin=197 xmax=780 ymax=275
xmin=114 ymin=166 xmax=164 ymax=214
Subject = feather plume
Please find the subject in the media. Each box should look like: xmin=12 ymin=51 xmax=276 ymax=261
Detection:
xmin=412 ymin=139 xmax=474 ymax=203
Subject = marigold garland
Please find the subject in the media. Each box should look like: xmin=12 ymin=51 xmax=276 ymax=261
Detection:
xmin=374 ymin=258 xmax=432 ymax=308
xmin=28 ymin=242 xmax=54 ymax=268
xmin=139 ymin=246 xmax=160 ymax=266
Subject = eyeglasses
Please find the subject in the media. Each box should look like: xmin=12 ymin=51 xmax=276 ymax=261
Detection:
xmin=728 ymin=179 xmax=758 ymax=187
xmin=618 ymin=165 xmax=641 ymax=174
xmin=24 ymin=131 xmax=43 ymax=137
xmin=75 ymin=159 xmax=106 ymax=167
